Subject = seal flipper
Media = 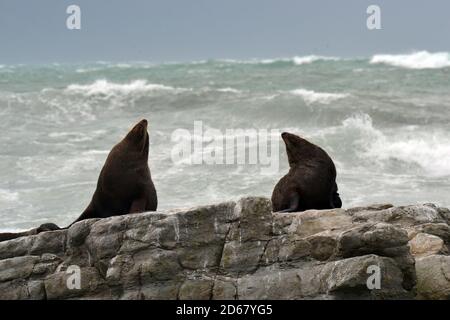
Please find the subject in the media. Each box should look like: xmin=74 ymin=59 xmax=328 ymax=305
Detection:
xmin=278 ymin=192 xmax=300 ymax=213
xmin=330 ymin=182 xmax=342 ymax=208
xmin=129 ymin=198 xmax=147 ymax=213
xmin=332 ymin=192 xmax=342 ymax=208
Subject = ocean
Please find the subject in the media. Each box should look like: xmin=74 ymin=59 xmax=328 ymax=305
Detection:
xmin=1 ymin=51 xmax=449 ymax=231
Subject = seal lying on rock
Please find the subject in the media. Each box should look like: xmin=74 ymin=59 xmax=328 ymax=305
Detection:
xmin=0 ymin=119 xmax=158 ymax=242
xmin=271 ymin=132 xmax=342 ymax=212
xmin=0 ymin=223 xmax=60 ymax=242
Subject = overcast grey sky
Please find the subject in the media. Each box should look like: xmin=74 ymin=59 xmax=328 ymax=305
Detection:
xmin=0 ymin=0 xmax=449 ymax=64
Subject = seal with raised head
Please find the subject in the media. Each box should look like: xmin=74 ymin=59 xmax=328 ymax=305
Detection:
xmin=73 ymin=118 xmax=157 ymax=223
xmin=0 ymin=119 xmax=158 ymax=242
xmin=271 ymin=132 xmax=342 ymax=213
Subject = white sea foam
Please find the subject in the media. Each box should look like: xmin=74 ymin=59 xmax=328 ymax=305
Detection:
xmin=0 ymin=189 xmax=19 ymax=202
xmin=187 ymin=60 xmax=208 ymax=65
xmin=367 ymin=133 xmax=450 ymax=177
xmin=75 ymin=67 xmax=102 ymax=73
xmin=259 ymin=59 xmax=281 ymax=64
xmin=82 ymin=150 xmax=109 ymax=155
xmin=217 ymin=58 xmax=282 ymax=65
xmin=16 ymin=151 xmax=104 ymax=182
xmin=216 ymin=87 xmax=242 ymax=93
xmin=289 ymin=88 xmax=349 ymax=104
xmin=370 ymin=51 xmax=450 ymax=69
xmin=341 ymin=113 xmax=450 ymax=177
xmin=48 ymin=130 xmax=107 ymax=143
xmin=292 ymin=55 xmax=339 ymax=65
xmin=113 ymin=63 xmax=132 ymax=68
xmin=218 ymin=55 xmax=339 ymax=65
xmin=65 ymin=79 xmax=187 ymax=96
xmin=341 ymin=113 xmax=376 ymax=130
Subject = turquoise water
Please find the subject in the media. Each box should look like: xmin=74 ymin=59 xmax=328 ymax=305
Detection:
xmin=1 ymin=52 xmax=449 ymax=231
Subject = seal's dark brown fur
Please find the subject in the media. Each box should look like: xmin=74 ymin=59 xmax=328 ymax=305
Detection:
xmin=73 ymin=119 xmax=157 ymax=223
xmin=0 ymin=223 xmax=60 ymax=242
xmin=0 ymin=119 xmax=158 ymax=242
xmin=271 ymin=132 xmax=342 ymax=212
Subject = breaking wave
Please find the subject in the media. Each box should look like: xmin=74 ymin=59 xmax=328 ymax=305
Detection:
xmin=340 ymin=113 xmax=450 ymax=177
xmin=292 ymin=55 xmax=340 ymax=65
xmin=370 ymin=51 xmax=450 ymax=69
xmin=65 ymin=79 xmax=188 ymax=96
xmin=289 ymin=88 xmax=350 ymax=104
xmin=216 ymin=55 xmax=340 ymax=66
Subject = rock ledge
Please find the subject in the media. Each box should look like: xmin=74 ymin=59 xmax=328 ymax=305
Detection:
xmin=0 ymin=197 xmax=449 ymax=300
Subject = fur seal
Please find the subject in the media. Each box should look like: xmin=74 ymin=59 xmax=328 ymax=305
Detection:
xmin=0 ymin=223 xmax=60 ymax=242
xmin=73 ymin=118 xmax=157 ymax=222
xmin=271 ymin=132 xmax=342 ymax=212
xmin=0 ymin=119 xmax=157 ymax=242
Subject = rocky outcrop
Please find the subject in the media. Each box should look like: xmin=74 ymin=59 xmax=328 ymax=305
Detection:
xmin=0 ymin=198 xmax=449 ymax=300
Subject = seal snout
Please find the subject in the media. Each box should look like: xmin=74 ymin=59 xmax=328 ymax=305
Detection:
xmin=133 ymin=119 xmax=148 ymax=133
xmin=139 ymin=119 xmax=148 ymax=128
xmin=281 ymin=132 xmax=304 ymax=144
xmin=281 ymin=132 xmax=293 ymax=143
